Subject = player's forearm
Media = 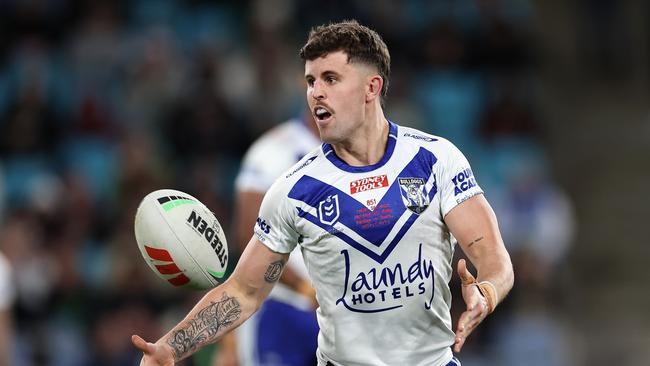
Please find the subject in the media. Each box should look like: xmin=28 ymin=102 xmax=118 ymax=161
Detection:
xmin=446 ymin=195 xmax=514 ymax=309
xmin=474 ymin=248 xmax=514 ymax=307
xmin=156 ymin=280 xmax=259 ymax=362
xmin=156 ymin=237 xmax=286 ymax=362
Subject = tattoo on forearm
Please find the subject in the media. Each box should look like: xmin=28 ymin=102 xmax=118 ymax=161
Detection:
xmin=467 ymin=236 xmax=484 ymax=248
xmin=264 ymin=260 xmax=284 ymax=283
xmin=167 ymin=292 xmax=241 ymax=360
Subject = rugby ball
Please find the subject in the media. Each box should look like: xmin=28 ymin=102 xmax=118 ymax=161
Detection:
xmin=134 ymin=189 xmax=228 ymax=290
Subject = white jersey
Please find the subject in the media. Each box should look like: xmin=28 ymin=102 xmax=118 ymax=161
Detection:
xmin=235 ymin=118 xmax=320 ymax=306
xmin=255 ymin=122 xmax=483 ymax=366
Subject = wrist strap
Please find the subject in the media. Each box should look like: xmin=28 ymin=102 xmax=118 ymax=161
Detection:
xmin=476 ymin=281 xmax=498 ymax=313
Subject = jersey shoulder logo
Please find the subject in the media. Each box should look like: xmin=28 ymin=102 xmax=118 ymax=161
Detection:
xmin=452 ymin=168 xmax=477 ymax=196
xmin=285 ymin=156 xmax=317 ymax=178
xmin=398 ymin=176 xmax=433 ymax=214
xmin=403 ymin=132 xmax=438 ymax=142
xmin=256 ymin=217 xmax=271 ymax=234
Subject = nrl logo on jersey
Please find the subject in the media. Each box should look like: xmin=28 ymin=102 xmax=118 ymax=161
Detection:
xmin=318 ymin=194 xmax=340 ymax=225
xmin=398 ymin=177 xmax=431 ymax=214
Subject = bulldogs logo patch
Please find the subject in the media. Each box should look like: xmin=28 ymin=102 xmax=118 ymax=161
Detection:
xmin=398 ymin=177 xmax=430 ymax=214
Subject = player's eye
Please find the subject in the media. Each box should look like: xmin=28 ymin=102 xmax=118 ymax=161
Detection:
xmin=325 ymin=76 xmax=336 ymax=84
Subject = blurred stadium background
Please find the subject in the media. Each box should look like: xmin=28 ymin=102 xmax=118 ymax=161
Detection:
xmin=0 ymin=1 xmax=647 ymax=365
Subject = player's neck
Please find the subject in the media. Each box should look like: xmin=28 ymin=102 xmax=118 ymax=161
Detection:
xmin=331 ymin=111 xmax=389 ymax=167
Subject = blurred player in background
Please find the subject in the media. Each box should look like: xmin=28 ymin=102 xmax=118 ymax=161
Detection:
xmin=0 ymin=251 xmax=14 ymax=366
xmin=133 ymin=20 xmax=513 ymax=366
xmin=214 ymin=113 xmax=320 ymax=366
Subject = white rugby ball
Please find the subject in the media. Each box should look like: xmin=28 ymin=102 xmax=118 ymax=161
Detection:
xmin=134 ymin=189 xmax=228 ymax=290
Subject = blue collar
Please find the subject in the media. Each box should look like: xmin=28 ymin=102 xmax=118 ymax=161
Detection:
xmin=321 ymin=121 xmax=398 ymax=173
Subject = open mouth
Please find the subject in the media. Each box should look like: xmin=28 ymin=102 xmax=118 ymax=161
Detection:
xmin=314 ymin=106 xmax=332 ymax=121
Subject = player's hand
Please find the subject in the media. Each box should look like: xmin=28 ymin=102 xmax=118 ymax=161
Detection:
xmin=132 ymin=334 xmax=175 ymax=366
xmin=453 ymin=259 xmax=489 ymax=353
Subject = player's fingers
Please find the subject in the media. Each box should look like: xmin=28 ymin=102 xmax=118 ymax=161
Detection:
xmin=455 ymin=311 xmax=472 ymax=337
xmin=454 ymin=335 xmax=466 ymax=353
xmin=455 ymin=310 xmax=479 ymax=353
xmin=453 ymin=338 xmax=460 ymax=353
xmin=457 ymin=259 xmax=476 ymax=286
xmin=132 ymin=334 xmax=153 ymax=354
xmin=457 ymin=308 xmax=482 ymax=337
xmin=463 ymin=315 xmax=480 ymax=334
xmin=454 ymin=318 xmax=470 ymax=354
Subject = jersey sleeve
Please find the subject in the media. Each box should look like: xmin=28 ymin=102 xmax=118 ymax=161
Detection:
xmin=438 ymin=141 xmax=484 ymax=217
xmin=254 ymin=179 xmax=300 ymax=253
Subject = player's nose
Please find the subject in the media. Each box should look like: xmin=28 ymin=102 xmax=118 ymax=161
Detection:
xmin=311 ymin=80 xmax=326 ymax=100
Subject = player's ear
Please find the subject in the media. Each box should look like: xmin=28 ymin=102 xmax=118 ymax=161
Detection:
xmin=366 ymin=74 xmax=383 ymax=103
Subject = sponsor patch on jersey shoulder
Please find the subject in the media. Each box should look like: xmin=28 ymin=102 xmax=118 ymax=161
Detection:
xmin=452 ymin=168 xmax=477 ymax=196
xmin=285 ymin=155 xmax=317 ymax=178
xmin=349 ymin=174 xmax=388 ymax=194
xmin=256 ymin=217 xmax=271 ymax=234
xmin=403 ymin=132 xmax=437 ymax=142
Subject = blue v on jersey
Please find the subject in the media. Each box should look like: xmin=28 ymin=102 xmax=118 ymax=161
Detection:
xmin=254 ymin=122 xmax=483 ymax=366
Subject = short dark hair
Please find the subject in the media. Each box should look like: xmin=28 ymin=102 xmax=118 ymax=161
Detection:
xmin=299 ymin=20 xmax=391 ymax=100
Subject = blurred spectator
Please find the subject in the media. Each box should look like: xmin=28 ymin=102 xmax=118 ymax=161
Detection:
xmin=577 ymin=0 xmax=632 ymax=79
xmin=162 ymin=54 xmax=252 ymax=161
xmin=414 ymin=22 xmax=486 ymax=151
xmin=494 ymin=159 xmax=575 ymax=276
xmin=0 ymin=211 xmax=55 ymax=365
xmin=482 ymin=145 xmax=575 ymax=366
xmin=479 ymin=79 xmax=539 ymax=142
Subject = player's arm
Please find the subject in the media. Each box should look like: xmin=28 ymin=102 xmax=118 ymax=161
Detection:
xmin=443 ymin=194 xmax=514 ymax=352
xmin=132 ymin=236 xmax=289 ymax=365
